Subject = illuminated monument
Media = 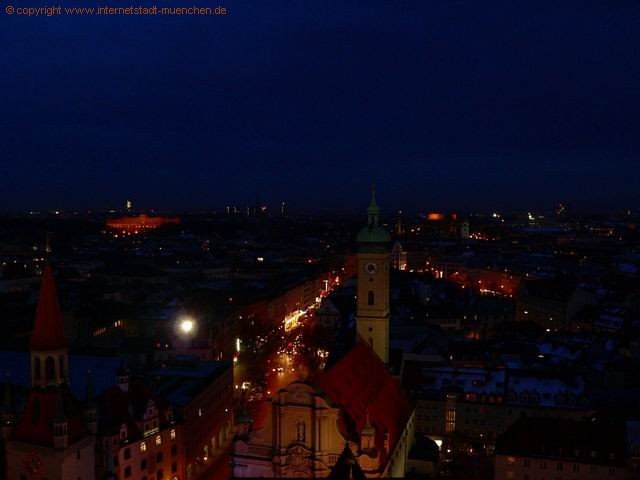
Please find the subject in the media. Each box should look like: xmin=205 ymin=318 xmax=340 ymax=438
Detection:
xmin=106 ymin=214 xmax=180 ymax=234
xmin=231 ymin=189 xmax=415 ymax=478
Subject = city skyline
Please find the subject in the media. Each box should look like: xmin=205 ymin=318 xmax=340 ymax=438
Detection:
xmin=2 ymin=0 xmax=639 ymax=211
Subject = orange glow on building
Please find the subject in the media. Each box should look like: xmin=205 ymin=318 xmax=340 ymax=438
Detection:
xmin=106 ymin=214 xmax=180 ymax=233
xmin=427 ymin=213 xmax=446 ymax=221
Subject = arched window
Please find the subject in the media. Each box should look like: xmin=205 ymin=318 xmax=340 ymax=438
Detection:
xmin=34 ymin=356 xmax=41 ymax=380
xmin=45 ymin=356 xmax=56 ymax=382
xmin=368 ymin=291 xmax=375 ymax=306
xmin=59 ymin=356 xmax=65 ymax=380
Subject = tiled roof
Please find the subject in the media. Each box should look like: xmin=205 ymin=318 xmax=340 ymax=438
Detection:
xmin=317 ymin=342 xmax=412 ymax=466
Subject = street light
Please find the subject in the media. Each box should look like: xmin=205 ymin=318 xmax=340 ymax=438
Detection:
xmin=178 ymin=316 xmax=195 ymax=335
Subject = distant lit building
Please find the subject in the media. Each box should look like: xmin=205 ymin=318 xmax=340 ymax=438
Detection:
xmin=106 ymin=214 xmax=180 ymax=234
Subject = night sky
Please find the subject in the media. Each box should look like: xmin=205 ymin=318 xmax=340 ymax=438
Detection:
xmin=1 ymin=0 xmax=639 ymax=212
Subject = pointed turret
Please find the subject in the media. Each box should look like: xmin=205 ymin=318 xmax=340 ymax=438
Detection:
xmin=360 ymin=410 xmax=376 ymax=451
xmin=30 ymin=265 xmax=67 ymax=352
xmin=357 ymin=186 xmax=390 ymax=246
xmin=367 ymin=184 xmax=380 ymax=226
xmin=30 ymin=265 xmax=69 ymax=387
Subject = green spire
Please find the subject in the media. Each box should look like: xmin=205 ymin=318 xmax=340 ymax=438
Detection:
xmin=367 ymin=184 xmax=380 ymax=226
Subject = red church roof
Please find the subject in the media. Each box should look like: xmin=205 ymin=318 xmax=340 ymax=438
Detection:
xmin=316 ymin=342 xmax=413 ymax=467
xmin=30 ymin=266 xmax=67 ymax=351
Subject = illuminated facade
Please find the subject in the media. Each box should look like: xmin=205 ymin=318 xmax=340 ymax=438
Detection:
xmin=95 ymin=371 xmax=184 ymax=480
xmin=106 ymin=214 xmax=180 ymax=234
xmin=231 ymin=345 xmax=416 ymax=478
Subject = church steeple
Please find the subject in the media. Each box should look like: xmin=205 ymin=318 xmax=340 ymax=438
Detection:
xmin=30 ymin=265 xmax=69 ymax=387
xmin=31 ymin=266 xmax=67 ymax=352
xmin=367 ymin=184 xmax=380 ymax=226
xmin=355 ymin=187 xmax=391 ymax=364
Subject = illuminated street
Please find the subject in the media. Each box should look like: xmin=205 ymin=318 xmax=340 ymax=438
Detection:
xmin=233 ymin=308 xmax=323 ymax=428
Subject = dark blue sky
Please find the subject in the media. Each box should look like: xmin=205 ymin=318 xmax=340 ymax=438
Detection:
xmin=1 ymin=0 xmax=639 ymax=212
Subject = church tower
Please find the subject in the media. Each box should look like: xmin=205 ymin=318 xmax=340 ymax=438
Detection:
xmin=5 ymin=265 xmax=96 ymax=480
xmin=30 ymin=265 xmax=69 ymax=388
xmin=355 ymin=186 xmax=391 ymax=363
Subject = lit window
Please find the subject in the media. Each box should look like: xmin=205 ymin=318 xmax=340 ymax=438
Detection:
xmin=170 ymin=429 xmax=176 ymax=440
xmin=156 ymin=435 xmax=162 ymax=446
xmin=140 ymin=442 xmax=147 ymax=452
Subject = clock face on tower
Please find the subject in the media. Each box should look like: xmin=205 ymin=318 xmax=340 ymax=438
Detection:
xmin=363 ymin=261 xmax=379 ymax=276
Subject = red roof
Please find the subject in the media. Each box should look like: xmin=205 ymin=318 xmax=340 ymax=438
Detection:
xmin=30 ymin=266 xmax=68 ymax=351
xmin=317 ymin=342 xmax=413 ymax=466
xmin=11 ymin=389 xmax=88 ymax=447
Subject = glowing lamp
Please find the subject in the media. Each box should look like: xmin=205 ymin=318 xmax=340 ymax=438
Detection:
xmin=179 ymin=318 xmax=195 ymax=334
